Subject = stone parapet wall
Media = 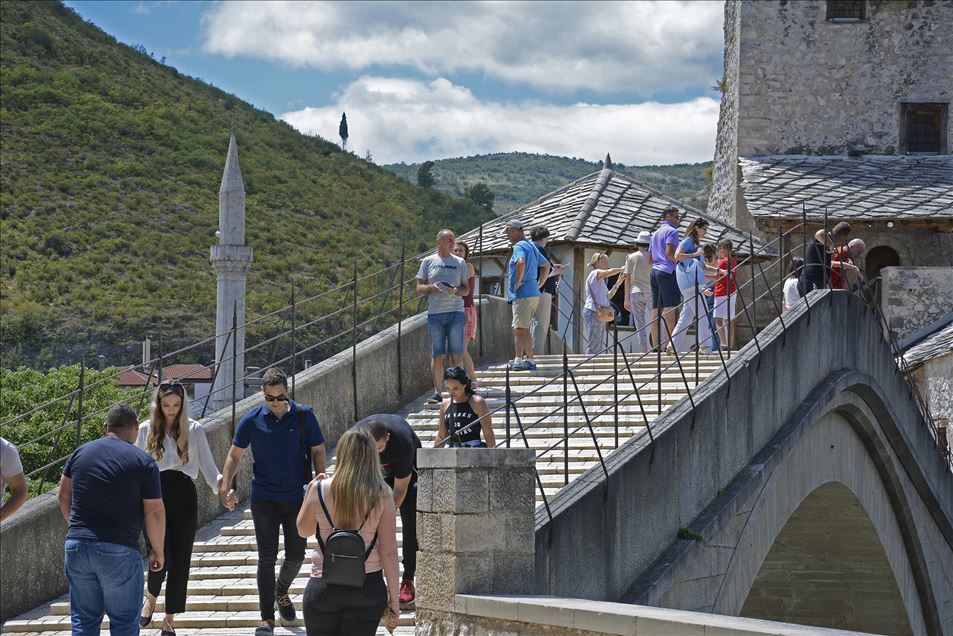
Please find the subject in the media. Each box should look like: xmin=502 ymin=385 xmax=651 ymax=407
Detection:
xmin=0 ymin=297 xmax=517 ymax=621
xmin=426 ymin=595 xmax=866 ymax=636
xmin=415 ymin=448 xmax=537 ymax=634
xmin=881 ymin=267 xmax=953 ymax=342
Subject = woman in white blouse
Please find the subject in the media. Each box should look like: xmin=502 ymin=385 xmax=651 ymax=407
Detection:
xmin=137 ymin=382 xmax=235 ymax=636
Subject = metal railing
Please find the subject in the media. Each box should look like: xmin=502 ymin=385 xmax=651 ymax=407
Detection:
xmin=1 ymin=225 xmax=501 ymax=495
xmin=434 ymin=219 xmax=949 ymax=521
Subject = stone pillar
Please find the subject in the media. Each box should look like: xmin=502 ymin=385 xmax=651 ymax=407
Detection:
xmin=415 ymin=448 xmax=537 ymax=632
xmin=211 ymin=133 xmax=252 ymax=411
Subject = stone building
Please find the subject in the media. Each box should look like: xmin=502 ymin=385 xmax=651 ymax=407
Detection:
xmin=710 ymin=0 xmax=953 ymax=292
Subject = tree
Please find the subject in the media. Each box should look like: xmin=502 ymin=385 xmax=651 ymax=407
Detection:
xmin=364 ymin=149 xmax=373 ymax=163
xmin=417 ymin=161 xmax=436 ymax=189
xmin=465 ymin=182 xmax=495 ymax=214
xmin=339 ymin=112 xmax=349 ymax=150
xmin=0 ymin=364 xmax=146 ymax=496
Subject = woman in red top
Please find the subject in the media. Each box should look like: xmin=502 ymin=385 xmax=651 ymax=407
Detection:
xmin=453 ymin=241 xmax=478 ymax=387
xmin=713 ymin=239 xmax=738 ymax=351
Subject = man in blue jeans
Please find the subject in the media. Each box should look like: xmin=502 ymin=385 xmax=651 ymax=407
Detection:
xmin=58 ymin=403 xmax=165 ymax=636
xmin=416 ymin=229 xmax=470 ymax=403
xmin=220 ymin=367 xmax=326 ymax=635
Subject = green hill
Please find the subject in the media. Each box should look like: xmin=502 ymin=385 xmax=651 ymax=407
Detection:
xmin=0 ymin=1 xmax=493 ymax=369
xmin=383 ymin=153 xmax=712 ymax=214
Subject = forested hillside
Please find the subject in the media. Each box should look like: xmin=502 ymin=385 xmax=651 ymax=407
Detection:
xmin=384 ymin=153 xmax=711 ymax=213
xmin=0 ymin=1 xmax=492 ymax=369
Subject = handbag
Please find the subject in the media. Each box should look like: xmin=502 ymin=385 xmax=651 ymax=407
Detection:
xmin=588 ymin=279 xmax=615 ymax=323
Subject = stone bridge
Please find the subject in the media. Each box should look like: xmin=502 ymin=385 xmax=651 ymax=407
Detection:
xmin=531 ymin=290 xmax=953 ymax=635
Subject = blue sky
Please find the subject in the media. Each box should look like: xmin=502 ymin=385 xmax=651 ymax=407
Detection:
xmin=66 ymin=1 xmax=726 ymax=165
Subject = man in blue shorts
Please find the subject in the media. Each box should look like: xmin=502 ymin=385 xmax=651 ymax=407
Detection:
xmin=649 ymin=206 xmax=683 ymax=351
xmin=416 ymin=229 xmax=470 ymax=403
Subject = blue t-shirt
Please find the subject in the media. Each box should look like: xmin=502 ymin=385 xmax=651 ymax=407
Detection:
xmin=508 ymin=240 xmax=543 ymax=300
xmin=63 ymin=436 xmax=162 ymax=549
xmin=233 ymin=400 xmax=325 ymax=502
xmin=675 ymin=237 xmax=706 ymax=290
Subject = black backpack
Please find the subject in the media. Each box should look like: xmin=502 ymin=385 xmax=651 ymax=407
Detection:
xmin=316 ymin=484 xmax=377 ymax=588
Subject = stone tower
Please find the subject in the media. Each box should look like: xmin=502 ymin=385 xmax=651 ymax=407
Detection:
xmin=709 ymin=0 xmax=953 ymax=231
xmin=210 ymin=133 xmax=253 ymax=411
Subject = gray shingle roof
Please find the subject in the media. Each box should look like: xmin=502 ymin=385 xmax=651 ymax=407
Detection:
xmin=739 ymin=155 xmax=953 ymax=220
xmin=902 ymin=319 xmax=953 ymax=370
xmin=458 ymin=160 xmax=771 ymax=257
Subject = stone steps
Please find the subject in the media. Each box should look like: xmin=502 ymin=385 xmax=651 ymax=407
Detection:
xmin=6 ymin=353 xmax=715 ymax=634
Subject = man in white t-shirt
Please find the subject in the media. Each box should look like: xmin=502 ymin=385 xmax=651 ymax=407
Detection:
xmin=623 ymin=231 xmax=653 ymax=353
xmin=1 ymin=436 xmax=27 ymax=521
xmin=416 ymin=229 xmax=470 ymax=403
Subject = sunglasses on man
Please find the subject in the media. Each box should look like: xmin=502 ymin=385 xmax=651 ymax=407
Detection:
xmin=264 ymin=394 xmax=289 ymax=403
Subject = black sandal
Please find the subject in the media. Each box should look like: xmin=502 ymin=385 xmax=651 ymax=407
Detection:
xmin=139 ymin=599 xmax=154 ymax=628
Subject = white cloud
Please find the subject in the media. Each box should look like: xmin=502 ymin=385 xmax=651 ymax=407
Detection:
xmin=281 ymin=76 xmax=719 ymax=165
xmin=203 ymin=1 xmax=724 ymax=95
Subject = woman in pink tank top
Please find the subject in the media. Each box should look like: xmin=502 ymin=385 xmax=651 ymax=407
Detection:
xmin=296 ymin=429 xmax=399 ymax=635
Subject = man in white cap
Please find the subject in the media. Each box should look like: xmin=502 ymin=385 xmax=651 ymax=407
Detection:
xmin=623 ymin=231 xmax=653 ymax=353
xmin=504 ymin=219 xmax=548 ymax=370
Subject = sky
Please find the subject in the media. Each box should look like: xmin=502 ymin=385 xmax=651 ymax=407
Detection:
xmin=65 ymin=0 xmax=726 ymax=166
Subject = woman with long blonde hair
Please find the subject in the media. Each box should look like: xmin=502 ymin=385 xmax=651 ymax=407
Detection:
xmin=297 ymin=428 xmax=399 ymax=635
xmin=136 ymin=382 xmax=234 ymax=635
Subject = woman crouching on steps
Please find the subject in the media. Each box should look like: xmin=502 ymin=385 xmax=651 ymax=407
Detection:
xmin=438 ymin=366 xmax=496 ymax=448
xmin=297 ymin=428 xmax=400 ymax=636
xmin=137 ymin=382 xmax=236 ymax=635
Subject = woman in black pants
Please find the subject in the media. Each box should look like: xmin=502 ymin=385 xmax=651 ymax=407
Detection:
xmin=137 ymin=382 xmax=235 ymax=635
xmin=297 ymin=428 xmax=400 ymax=635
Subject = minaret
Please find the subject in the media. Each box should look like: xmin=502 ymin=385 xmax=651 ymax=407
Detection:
xmin=210 ymin=133 xmax=253 ymax=411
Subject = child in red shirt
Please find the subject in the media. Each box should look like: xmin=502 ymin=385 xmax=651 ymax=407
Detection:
xmin=713 ymin=239 xmax=738 ymax=350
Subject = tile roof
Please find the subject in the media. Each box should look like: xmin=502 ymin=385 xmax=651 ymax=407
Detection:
xmin=902 ymin=318 xmax=953 ymax=370
xmin=457 ymin=158 xmax=771 ymax=257
xmin=739 ymin=155 xmax=953 ymax=220
xmin=116 ymin=363 xmax=212 ymax=387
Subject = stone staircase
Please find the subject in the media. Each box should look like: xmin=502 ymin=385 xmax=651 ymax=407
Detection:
xmin=3 ymin=353 xmax=719 ymax=635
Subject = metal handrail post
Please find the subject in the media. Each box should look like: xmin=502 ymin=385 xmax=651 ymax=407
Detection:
xmin=694 ymin=281 xmax=699 ymax=386
xmin=657 ymin=305 xmax=662 ymax=415
xmin=230 ymin=302 xmax=238 ymax=441
xmin=478 ymin=223 xmax=484 ymax=358
xmin=74 ymin=361 xmax=85 ymax=451
xmin=613 ymin=322 xmax=619 ymax=449
xmin=563 ymin=347 xmax=570 ymax=486
xmin=505 ymin=365 xmax=512 ymax=448
xmin=397 ymin=246 xmax=405 ymax=403
xmin=291 ymin=278 xmax=296 ymax=401
xmin=352 ymin=259 xmax=358 ymax=422
xmin=157 ymin=337 xmax=164 ymax=384
xmin=749 ymin=231 xmax=757 ymax=340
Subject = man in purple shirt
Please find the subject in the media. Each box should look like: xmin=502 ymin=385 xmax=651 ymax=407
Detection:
xmin=649 ymin=206 xmax=682 ymax=351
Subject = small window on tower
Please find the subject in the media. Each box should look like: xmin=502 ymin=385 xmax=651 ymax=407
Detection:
xmin=900 ymin=103 xmax=948 ymax=155
xmin=826 ymin=0 xmax=866 ymax=21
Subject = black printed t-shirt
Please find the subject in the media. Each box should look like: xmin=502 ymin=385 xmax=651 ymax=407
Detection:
xmin=355 ymin=414 xmax=419 ymax=482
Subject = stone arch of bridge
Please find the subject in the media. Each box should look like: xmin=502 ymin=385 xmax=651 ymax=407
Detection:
xmin=710 ymin=375 xmax=942 ymax=635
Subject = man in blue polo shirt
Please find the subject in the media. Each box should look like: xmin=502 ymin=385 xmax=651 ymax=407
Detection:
xmin=220 ymin=368 xmax=326 ymax=635
xmin=505 ymin=219 xmax=549 ymax=371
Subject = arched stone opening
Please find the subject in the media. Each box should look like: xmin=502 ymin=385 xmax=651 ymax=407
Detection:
xmin=866 ymin=245 xmax=900 ymax=285
xmin=740 ymin=481 xmax=914 ymax=635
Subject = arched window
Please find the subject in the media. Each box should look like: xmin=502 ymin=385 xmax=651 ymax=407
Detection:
xmin=865 ymin=246 xmax=900 ymax=304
